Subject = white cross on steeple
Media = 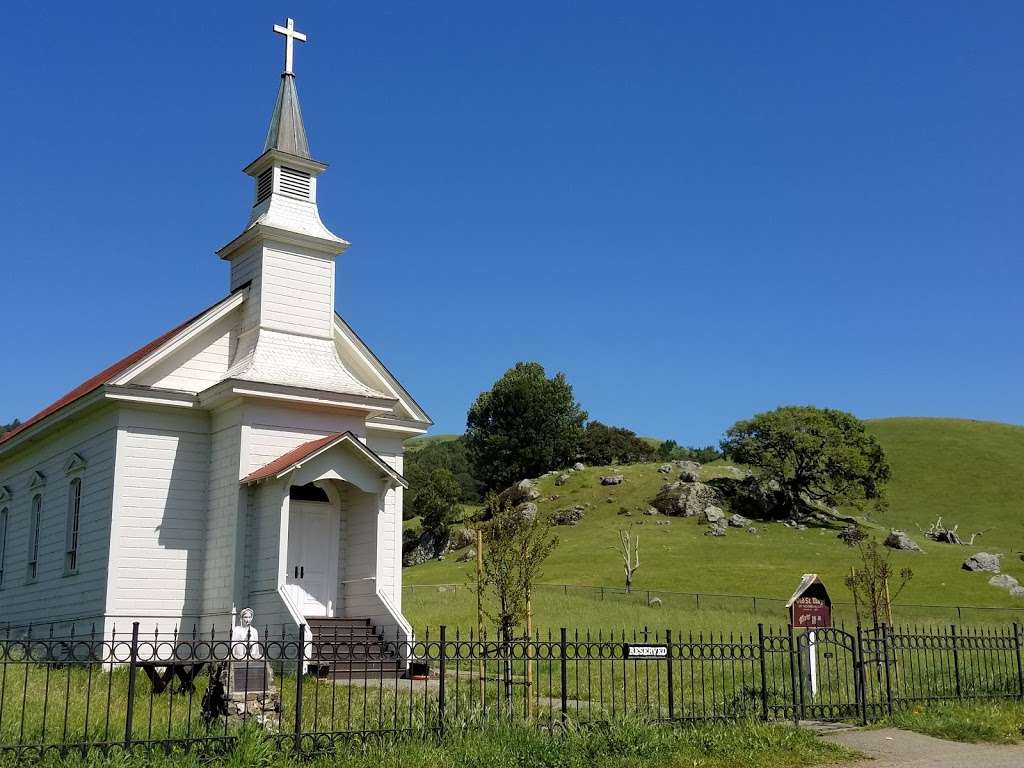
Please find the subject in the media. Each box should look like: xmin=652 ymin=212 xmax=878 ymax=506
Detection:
xmin=273 ymin=17 xmax=307 ymax=76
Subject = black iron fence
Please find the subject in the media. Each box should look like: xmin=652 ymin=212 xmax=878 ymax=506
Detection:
xmin=0 ymin=620 xmax=1022 ymax=757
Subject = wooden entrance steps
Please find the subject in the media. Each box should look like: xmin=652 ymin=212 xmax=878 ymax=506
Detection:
xmin=305 ymin=617 xmax=405 ymax=679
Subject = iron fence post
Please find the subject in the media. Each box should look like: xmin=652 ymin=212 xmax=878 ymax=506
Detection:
xmin=757 ymin=624 xmax=769 ymax=721
xmin=881 ymin=624 xmax=893 ymax=717
xmin=787 ymin=624 xmax=799 ymax=725
xmin=559 ymin=627 xmax=568 ymax=722
xmin=1014 ymin=623 xmax=1024 ymax=701
xmin=438 ymin=625 xmax=447 ymax=736
xmin=294 ymin=623 xmax=305 ymax=753
xmin=951 ymin=624 xmax=962 ymax=699
xmin=665 ymin=629 xmax=675 ymax=720
xmin=855 ymin=625 xmax=868 ymax=725
xmin=124 ymin=621 xmax=140 ymax=747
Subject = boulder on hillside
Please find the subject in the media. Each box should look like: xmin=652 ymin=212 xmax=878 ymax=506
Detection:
xmin=963 ymin=552 xmax=1002 ymax=573
xmin=990 ymin=574 xmax=1020 ymax=591
xmin=679 ymin=468 xmax=701 ymax=483
xmin=552 ymin=505 xmax=586 ymax=526
xmin=705 ymin=475 xmax=785 ymax=521
xmin=657 ymin=464 xmax=674 ymax=474
xmin=728 ymin=513 xmax=751 ymax=528
xmin=555 ymin=473 xmax=571 ymax=486
xmin=402 ymin=530 xmax=444 ymax=567
xmin=517 ymin=502 xmax=538 ymax=523
xmin=677 ymin=460 xmax=702 ymax=474
xmin=884 ymin=530 xmax=923 ymax=552
xmin=457 ymin=547 xmax=477 ymax=563
xmin=601 ymin=474 xmax=625 ymax=486
xmin=573 ymin=462 xmax=585 ymax=471
xmin=514 ymin=479 xmax=541 ymax=502
xmin=650 ymin=480 xmax=717 ymax=518
xmin=643 ymin=506 xmax=659 ymax=516
xmin=448 ymin=526 xmax=476 ymax=551
xmin=703 ymin=505 xmax=726 ymax=526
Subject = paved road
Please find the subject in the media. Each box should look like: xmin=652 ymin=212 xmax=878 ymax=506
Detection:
xmin=823 ymin=727 xmax=1024 ymax=768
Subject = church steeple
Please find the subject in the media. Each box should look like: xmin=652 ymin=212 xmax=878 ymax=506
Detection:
xmin=263 ymin=18 xmax=310 ymax=159
xmin=264 ymin=75 xmax=310 ymax=159
xmin=217 ymin=16 xmax=349 ymax=354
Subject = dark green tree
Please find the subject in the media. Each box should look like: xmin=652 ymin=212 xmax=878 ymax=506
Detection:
xmin=466 ymin=362 xmax=587 ymax=491
xmin=409 ymin=468 xmax=462 ymax=537
xmin=0 ymin=419 xmax=20 ymax=437
xmin=580 ymin=421 xmax=656 ymax=466
xmin=404 ymin=437 xmax=483 ymax=515
xmin=657 ymin=439 xmax=680 ymax=461
xmin=720 ymin=405 xmax=890 ymax=520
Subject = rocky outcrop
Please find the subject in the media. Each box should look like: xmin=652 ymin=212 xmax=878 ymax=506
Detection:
xmin=657 ymin=464 xmax=674 ymax=474
xmin=963 ymin=552 xmax=1002 ymax=573
xmin=650 ymin=480 xmax=717 ymax=518
xmin=555 ymin=473 xmax=571 ymax=486
xmin=573 ymin=462 xmax=585 ymax=471
xmin=517 ymin=502 xmax=538 ymax=522
xmin=884 ymin=530 xmax=923 ymax=552
xmin=552 ymin=505 xmax=586 ymax=526
xmin=402 ymin=531 xmax=444 ymax=567
xmin=449 ymin=526 xmax=476 ymax=551
xmin=728 ymin=513 xmax=751 ymax=528
xmin=600 ymin=474 xmax=625 ymax=486
xmin=513 ymin=479 xmax=541 ymax=502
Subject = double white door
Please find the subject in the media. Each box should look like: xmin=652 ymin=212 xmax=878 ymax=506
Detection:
xmin=286 ymin=501 xmax=339 ymax=617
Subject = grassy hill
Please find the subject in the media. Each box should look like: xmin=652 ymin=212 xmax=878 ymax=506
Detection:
xmin=402 ymin=418 xmax=1024 ymax=631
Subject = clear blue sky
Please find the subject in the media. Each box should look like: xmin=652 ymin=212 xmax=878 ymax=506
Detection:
xmin=3 ymin=2 xmax=1022 ymax=445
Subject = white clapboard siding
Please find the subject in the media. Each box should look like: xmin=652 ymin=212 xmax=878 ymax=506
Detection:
xmin=243 ymin=404 xmax=367 ymax=476
xmin=0 ymin=411 xmax=117 ymax=628
xmin=340 ymin=486 xmax=378 ymax=616
xmin=130 ymin=313 xmax=238 ymax=393
xmin=198 ymin=408 xmax=242 ymax=618
xmin=260 ymin=248 xmax=334 ymax=338
xmin=229 ymin=244 xmax=262 ymax=333
xmin=367 ymin=434 xmax=405 ymax=609
xmin=108 ymin=426 xmax=209 ymax=616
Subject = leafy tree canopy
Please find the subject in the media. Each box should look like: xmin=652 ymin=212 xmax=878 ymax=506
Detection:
xmin=657 ymin=439 xmax=721 ymax=464
xmin=580 ymin=421 xmax=656 ymax=466
xmin=409 ymin=467 xmax=462 ymax=536
xmin=404 ymin=437 xmax=482 ymax=514
xmin=720 ymin=405 xmax=890 ymax=519
xmin=466 ymin=362 xmax=587 ymax=491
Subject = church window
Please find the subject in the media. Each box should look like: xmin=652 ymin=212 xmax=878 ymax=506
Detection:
xmin=27 ymin=495 xmax=42 ymax=582
xmin=279 ymin=166 xmax=311 ymax=199
xmin=256 ymin=167 xmax=274 ymax=203
xmin=65 ymin=478 xmax=81 ymax=574
xmin=0 ymin=507 xmax=8 ymax=587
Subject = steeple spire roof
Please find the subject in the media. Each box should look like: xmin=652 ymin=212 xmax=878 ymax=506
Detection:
xmin=263 ymin=74 xmax=310 ymax=159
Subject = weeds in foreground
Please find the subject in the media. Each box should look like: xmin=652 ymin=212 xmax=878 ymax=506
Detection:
xmin=885 ymin=700 xmax=1024 ymax=744
xmin=0 ymin=719 xmax=855 ymax=768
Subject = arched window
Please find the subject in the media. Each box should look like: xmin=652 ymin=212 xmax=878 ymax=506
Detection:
xmin=27 ymin=494 xmax=42 ymax=582
xmin=65 ymin=478 xmax=81 ymax=574
xmin=0 ymin=507 xmax=8 ymax=587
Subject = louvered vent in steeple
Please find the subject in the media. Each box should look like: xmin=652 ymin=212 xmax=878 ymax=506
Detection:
xmin=279 ymin=167 xmax=311 ymax=200
xmin=256 ymin=167 xmax=274 ymax=204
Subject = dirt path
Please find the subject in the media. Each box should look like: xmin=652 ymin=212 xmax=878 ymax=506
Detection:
xmin=823 ymin=727 xmax=1024 ymax=768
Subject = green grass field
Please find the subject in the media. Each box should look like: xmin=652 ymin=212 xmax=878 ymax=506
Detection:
xmin=402 ymin=418 xmax=1024 ymax=633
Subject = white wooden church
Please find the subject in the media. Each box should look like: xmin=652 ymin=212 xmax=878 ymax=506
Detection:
xmin=0 ymin=20 xmax=431 ymax=647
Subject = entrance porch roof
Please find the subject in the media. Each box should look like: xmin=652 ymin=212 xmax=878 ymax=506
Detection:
xmin=242 ymin=431 xmax=407 ymax=488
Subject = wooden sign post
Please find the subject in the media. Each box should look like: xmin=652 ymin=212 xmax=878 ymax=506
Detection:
xmin=785 ymin=574 xmax=833 ymax=701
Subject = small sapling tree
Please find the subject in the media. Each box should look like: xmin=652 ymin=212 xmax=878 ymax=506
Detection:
xmin=844 ymin=539 xmax=912 ymax=626
xmin=478 ymin=494 xmax=558 ymax=707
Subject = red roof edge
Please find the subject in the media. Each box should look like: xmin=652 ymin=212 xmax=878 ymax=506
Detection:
xmin=0 ymin=292 xmax=241 ymax=449
xmin=243 ymin=433 xmax=344 ymax=483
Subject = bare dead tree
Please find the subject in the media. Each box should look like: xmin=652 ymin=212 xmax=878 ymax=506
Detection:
xmin=615 ymin=528 xmax=640 ymax=593
xmin=844 ymin=539 xmax=912 ymax=626
xmin=917 ymin=516 xmax=983 ymax=546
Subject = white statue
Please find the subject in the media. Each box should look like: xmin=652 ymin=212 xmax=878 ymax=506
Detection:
xmin=231 ymin=607 xmax=262 ymax=660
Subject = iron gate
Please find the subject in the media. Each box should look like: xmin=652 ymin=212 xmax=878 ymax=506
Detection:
xmin=792 ymin=627 xmax=864 ymax=721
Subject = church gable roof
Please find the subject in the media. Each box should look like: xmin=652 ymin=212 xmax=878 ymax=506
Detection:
xmin=333 ymin=313 xmax=432 ymax=426
xmin=242 ymin=430 xmax=407 ymax=487
xmin=0 ymin=289 xmax=248 ymax=450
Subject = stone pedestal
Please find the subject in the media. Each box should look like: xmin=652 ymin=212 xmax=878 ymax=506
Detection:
xmin=226 ymin=662 xmax=280 ymax=730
